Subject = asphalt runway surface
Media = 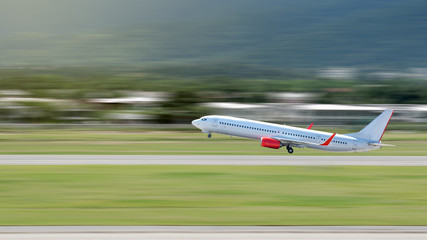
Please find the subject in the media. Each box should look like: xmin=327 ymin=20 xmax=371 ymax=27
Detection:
xmin=0 ymin=155 xmax=426 ymax=165
xmin=1 ymin=233 xmax=426 ymax=240
xmin=1 ymin=226 xmax=427 ymax=240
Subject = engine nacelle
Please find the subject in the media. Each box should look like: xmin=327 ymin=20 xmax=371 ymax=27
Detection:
xmin=261 ymin=137 xmax=282 ymax=149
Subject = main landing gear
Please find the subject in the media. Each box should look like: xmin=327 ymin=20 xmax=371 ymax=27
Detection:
xmin=286 ymin=145 xmax=294 ymax=154
xmin=207 ymin=133 xmax=212 ymax=138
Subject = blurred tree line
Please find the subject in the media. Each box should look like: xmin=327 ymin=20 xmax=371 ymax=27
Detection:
xmin=0 ymin=67 xmax=426 ymax=123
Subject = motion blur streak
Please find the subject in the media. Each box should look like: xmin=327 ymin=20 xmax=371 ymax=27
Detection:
xmin=0 ymin=233 xmax=426 ymax=240
xmin=1 ymin=226 xmax=427 ymax=240
xmin=0 ymin=155 xmax=426 ymax=166
xmin=0 ymin=0 xmax=426 ymax=233
xmin=0 ymin=1 xmax=427 ymax=126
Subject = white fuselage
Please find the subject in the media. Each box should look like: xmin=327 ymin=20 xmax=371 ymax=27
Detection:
xmin=192 ymin=115 xmax=380 ymax=152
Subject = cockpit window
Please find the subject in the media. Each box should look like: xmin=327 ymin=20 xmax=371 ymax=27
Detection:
xmin=201 ymin=118 xmax=207 ymax=121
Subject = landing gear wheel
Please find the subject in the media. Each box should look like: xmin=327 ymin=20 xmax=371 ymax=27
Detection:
xmin=287 ymin=146 xmax=294 ymax=154
xmin=207 ymin=133 xmax=212 ymax=138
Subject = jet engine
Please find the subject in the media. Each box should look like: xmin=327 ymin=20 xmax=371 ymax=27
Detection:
xmin=261 ymin=137 xmax=282 ymax=149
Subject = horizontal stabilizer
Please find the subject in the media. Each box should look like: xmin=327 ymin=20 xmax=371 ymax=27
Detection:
xmin=368 ymin=143 xmax=396 ymax=147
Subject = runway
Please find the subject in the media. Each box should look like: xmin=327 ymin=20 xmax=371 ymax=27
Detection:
xmin=0 ymin=155 xmax=426 ymax=166
xmin=1 ymin=226 xmax=427 ymax=240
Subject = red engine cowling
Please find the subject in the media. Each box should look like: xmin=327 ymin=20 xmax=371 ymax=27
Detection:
xmin=261 ymin=137 xmax=282 ymax=149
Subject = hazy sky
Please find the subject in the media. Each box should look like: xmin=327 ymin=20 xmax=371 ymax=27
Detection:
xmin=1 ymin=0 xmax=423 ymax=68
xmin=0 ymin=0 xmax=402 ymax=35
xmin=0 ymin=0 xmax=286 ymax=35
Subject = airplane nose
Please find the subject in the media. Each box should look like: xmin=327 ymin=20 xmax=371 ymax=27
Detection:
xmin=192 ymin=119 xmax=199 ymax=126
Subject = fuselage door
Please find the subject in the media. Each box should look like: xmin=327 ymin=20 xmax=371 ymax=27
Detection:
xmin=213 ymin=118 xmax=218 ymax=127
xmin=352 ymin=140 xmax=357 ymax=150
xmin=316 ymin=136 xmax=322 ymax=144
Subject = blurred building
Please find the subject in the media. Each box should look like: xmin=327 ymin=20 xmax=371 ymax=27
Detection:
xmin=372 ymin=68 xmax=427 ymax=80
xmin=318 ymin=68 xmax=357 ymax=79
xmin=85 ymin=91 xmax=168 ymax=123
xmin=269 ymin=92 xmax=316 ymax=103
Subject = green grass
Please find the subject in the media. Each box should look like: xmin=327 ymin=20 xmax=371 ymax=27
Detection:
xmin=0 ymin=165 xmax=427 ymax=225
xmin=0 ymin=130 xmax=426 ymax=155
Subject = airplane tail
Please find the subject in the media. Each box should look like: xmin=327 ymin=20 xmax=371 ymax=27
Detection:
xmin=347 ymin=109 xmax=394 ymax=142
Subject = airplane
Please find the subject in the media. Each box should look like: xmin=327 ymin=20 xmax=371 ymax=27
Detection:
xmin=191 ymin=109 xmax=394 ymax=154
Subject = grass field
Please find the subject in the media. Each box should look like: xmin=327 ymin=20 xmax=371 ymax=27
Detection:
xmin=0 ymin=165 xmax=426 ymax=225
xmin=0 ymin=129 xmax=426 ymax=225
xmin=0 ymin=130 xmax=426 ymax=155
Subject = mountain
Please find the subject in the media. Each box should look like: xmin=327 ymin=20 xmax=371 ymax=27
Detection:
xmin=0 ymin=0 xmax=426 ymax=69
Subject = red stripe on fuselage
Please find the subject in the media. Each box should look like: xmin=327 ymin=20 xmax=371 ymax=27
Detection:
xmin=320 ymin=133 xmax=336 ymax=146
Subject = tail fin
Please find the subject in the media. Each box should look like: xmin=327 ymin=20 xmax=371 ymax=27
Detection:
xmin=349 ymin=109 xmax=394 ymax=142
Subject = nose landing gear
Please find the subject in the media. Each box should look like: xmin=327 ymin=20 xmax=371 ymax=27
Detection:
xmin=207 ymin=133 xmax=212 ymax=138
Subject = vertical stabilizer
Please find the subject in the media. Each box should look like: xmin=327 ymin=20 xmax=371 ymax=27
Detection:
xmin=349 ymin=109 xmax=394 ymax=142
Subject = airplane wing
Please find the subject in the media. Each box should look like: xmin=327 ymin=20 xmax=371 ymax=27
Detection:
xmin=272 ymin=133 xmax=336 ymax=147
